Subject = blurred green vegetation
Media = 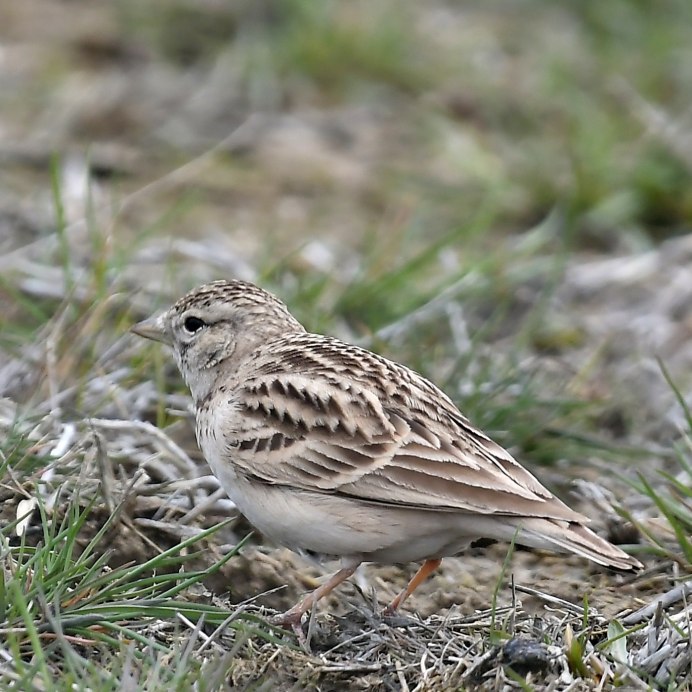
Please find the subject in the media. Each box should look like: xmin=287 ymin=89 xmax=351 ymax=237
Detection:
xmin=1 ymin=1 xmax=691 ymax=687
xmin=110 ymin=0 xmax=692 ymax=247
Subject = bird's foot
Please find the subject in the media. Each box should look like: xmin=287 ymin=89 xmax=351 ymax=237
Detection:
xmin=270 ymin=609 xmax=308 ymax=648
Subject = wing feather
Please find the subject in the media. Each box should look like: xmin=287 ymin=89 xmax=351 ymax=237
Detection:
xmin=228 ymin=335 xmax=585 ymax=523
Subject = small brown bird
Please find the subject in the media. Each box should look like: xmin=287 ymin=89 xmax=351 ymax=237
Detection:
xmin=132 ymin=280 xmax=641 ymax=636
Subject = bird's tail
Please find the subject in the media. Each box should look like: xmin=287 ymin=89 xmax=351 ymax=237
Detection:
xmin=511 ymin=517 xmax=642 ymax=571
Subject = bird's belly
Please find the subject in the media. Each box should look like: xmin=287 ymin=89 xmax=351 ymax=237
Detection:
xmin=206 ymin=454 xmax=472 ymax=562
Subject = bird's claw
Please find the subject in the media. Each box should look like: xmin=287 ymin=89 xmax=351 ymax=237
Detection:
xmin=270 ymin=610 xmax=308 ymax=648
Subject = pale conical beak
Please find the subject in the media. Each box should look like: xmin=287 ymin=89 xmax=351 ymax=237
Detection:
xmin=131 ymin=315 xmax=170 ymax=344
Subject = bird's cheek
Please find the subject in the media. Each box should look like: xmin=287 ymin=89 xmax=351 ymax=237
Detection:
xmin=174 ymin=348 xmax=187 ymax=371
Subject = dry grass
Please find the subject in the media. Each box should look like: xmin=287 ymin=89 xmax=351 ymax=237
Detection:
xmin=1 ymin=253 xmax=690 ymax=688
xmin=1 ymin=1 xmax=692 ymax=689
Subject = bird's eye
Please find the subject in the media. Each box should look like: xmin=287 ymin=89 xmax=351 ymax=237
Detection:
xmin=183 ymin=316 xmax=206 ymax=333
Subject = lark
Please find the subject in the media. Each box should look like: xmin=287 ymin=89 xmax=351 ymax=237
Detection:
xmin=132 ymin=279 xmax=641 ymax=636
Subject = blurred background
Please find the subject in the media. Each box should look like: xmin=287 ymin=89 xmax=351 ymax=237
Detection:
xmin=2 ymin=0 xmax=692 ymax=448
xmin=1 ymin=1 xmax=692 ymax=687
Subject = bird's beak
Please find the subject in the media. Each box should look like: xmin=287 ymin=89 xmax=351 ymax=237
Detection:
xmin=131 ymin=314 xmax=170 ymax=344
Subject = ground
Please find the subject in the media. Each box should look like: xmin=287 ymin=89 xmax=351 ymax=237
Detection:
xmin=0 ymin=1 xmax=691 ymax=689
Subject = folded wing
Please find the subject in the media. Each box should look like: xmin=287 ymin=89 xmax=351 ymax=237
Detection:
xmin=231 ymin=335 xmax=584 ymax=524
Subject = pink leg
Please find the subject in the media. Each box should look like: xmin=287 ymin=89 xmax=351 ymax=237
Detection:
xmin=272 ymin=563 xmax=360 ymax=639
xmin=384 ymin=558 xmax=442 ymax=614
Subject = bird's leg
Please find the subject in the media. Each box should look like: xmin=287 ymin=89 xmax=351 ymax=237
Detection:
xmin=384 ymin=558 xmax=442 ymax=615
xmin=272 ymin=563 xmax=360 ymax=638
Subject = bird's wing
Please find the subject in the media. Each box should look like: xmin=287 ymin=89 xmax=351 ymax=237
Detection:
xmin=228 ymin=334 xmax=585 ymax=523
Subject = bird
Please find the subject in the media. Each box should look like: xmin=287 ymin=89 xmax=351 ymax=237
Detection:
xmin=131 ymin=279 xmax=641 ymax=637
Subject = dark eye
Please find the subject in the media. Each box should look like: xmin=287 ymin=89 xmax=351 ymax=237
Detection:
xmin=183 ymin=316 xmax=206 ymax=333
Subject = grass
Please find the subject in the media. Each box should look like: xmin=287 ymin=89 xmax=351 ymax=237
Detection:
xmin=0 ymin=472 xmax=277 ymax=687
xmin=1 ymin=0 xmax=692 ymax=689
xmin=2 ymin=198 xmax=690 ymax=687
xmin=617 ymin=361 xmax=692 ymax=567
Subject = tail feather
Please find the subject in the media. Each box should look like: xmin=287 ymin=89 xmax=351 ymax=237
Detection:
xmin=516 ymin=517 xmax=642 ymax=571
